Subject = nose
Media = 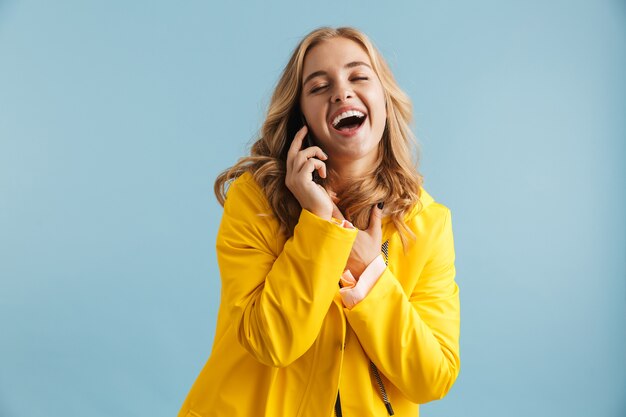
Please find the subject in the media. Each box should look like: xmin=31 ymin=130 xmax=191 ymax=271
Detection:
xmin=331 ymin=83 xmax=354 ymax=103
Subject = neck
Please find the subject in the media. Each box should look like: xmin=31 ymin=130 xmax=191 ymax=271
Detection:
xmin=325 ymin=156 xmax=376 ymax=195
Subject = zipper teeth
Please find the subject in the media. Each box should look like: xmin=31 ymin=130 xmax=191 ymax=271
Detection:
xmin=334 ymin=392 xmax=342 ymax=417
xmin=370 ymin=361 xmax=392 ymax=407
xmin=375 ymin=239 xmax=394 ymax=416
xmin=381 ymin=240 xmax=389 ymax=264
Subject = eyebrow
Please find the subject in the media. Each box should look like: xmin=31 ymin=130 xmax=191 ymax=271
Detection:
xmin=302 ymin=61 xmax=372 ymax=87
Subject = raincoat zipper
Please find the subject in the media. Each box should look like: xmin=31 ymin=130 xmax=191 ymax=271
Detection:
xmin=334 ymin=240 xmax=394 ymax=416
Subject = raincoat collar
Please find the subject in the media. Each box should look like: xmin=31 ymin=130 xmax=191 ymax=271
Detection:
xmin=382 ymin=186 xmax=435 ymax=225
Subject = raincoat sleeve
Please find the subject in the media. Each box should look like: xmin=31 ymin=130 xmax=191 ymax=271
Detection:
xmin=343 ymin=206 xmax=460 ymax=404
xmin=216 ymin=175 xmax=358 ymax=368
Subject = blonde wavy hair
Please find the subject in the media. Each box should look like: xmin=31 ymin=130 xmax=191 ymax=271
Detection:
xmin=214 ymin=26 xmax=424 ymax=250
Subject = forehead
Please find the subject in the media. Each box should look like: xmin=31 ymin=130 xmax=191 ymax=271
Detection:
xmin=302 ymin=37 xmax=372 ymax=78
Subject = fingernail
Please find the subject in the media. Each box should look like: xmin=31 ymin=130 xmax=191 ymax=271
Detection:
xmin=377 ymin=202 xmax=384 ymax=209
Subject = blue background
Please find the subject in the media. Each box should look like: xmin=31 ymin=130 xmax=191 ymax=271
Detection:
xmin=1 ymin=1 xmax=624 ymax=416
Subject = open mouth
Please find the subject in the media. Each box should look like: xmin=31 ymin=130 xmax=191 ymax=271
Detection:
xmin=331 ymin=110 xmax=367 ymax=132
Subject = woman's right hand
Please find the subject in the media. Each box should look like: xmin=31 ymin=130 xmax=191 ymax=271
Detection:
xmin=285 ymin=125 xmax=334 ymax=220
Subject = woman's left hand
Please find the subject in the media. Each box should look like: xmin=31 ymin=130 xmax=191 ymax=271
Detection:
xmin=332 ymin=201 xmax=384 ymax=279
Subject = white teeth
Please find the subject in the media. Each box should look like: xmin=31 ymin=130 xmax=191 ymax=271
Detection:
xmin=332 ymin=110 xmax=365 ymax=127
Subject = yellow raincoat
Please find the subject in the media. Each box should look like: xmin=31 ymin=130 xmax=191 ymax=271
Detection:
xmin=177 ymin=171 xmax=460 ymax=417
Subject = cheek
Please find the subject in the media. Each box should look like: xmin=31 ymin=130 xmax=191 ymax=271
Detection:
xmin=372 ymin=96 xmax=387 ymax=128
xmin=299 ymin=101 xmax=309 ymax=122
xmin=369 ymin=84 xmax=387 ymax=123
xmin=301 ymin=100 xmax=324 ymax=127
xmin=300 ymin=105 xmax=328 ymax=143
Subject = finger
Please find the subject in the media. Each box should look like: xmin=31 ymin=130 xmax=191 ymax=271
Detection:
xmin=286 ymin=125 xmax=309 ymax=171
xmin=298 ymin=158 xmax=327 ymax=179
xmin=299 ymin=146 xmax=328 ymax=161
xmin=292 ymin=146 xmax=328 ymax=174
xmin=367 ymin=202 xmax=384 ymax=233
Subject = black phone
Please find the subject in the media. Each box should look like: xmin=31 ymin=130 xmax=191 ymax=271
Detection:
xmin=286 ymin=107 xmax=315 ymax=149
xmin=285 ymin=108 xmax=322 ymax=183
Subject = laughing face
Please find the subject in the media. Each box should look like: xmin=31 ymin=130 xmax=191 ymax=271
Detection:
xmin=299 ymin=37 xmax=387 ymax=171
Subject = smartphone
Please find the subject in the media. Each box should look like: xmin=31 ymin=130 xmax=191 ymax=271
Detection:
xmin=285 ymin=108 xmax=321 ymax=183
xmin=286 ymin=107 xmax=315 ymax=149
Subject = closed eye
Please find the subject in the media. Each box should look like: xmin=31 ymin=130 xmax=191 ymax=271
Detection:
xmin=310 ymin=84 xmax=328 ymax=93
xmin=309 ymin=77 xmax=368 ymax=94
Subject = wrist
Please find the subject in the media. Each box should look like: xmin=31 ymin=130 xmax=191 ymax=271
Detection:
xmin=305 ymin=206 xmax=332 ymax=221
xmin=306 ymin=201 xmax=332 ymax=221
xmin=312 ymin=210 xmax=332 ymax=221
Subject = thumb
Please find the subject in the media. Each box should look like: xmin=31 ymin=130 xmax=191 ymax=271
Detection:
xmin=367 ymin=202 xmax=384 ymax=233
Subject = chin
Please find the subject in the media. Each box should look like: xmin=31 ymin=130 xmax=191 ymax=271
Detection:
xmin=332 ymin=144 xmax=380 ymax=164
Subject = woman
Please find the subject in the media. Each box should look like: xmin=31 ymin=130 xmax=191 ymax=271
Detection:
xmin=177 ymin=26 xmax=460 ymax=417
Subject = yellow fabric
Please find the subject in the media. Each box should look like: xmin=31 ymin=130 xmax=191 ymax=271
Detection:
xmin=177 ymin=171 xmax=460 ymax=417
